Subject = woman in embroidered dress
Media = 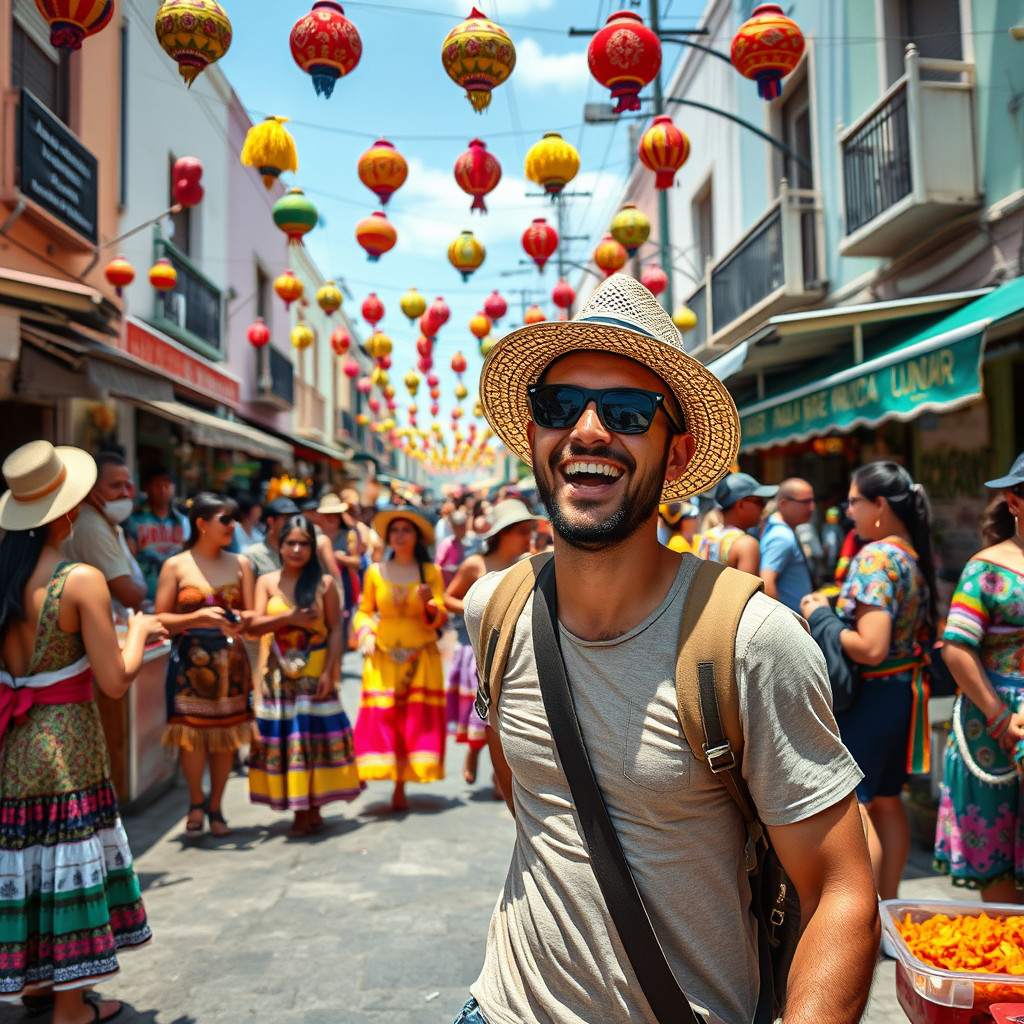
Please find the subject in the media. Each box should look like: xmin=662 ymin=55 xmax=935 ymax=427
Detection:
xmin=155 ymin=493 xmax=254 ymax=837
xmin=443 ymin=500 xmax=538 ymax=785
xmin=0 ymin=442 xmax=165 ymax=1024
xmin=247 ymin=516 xmax=363 ymax=837
xmin=934 ymin=454 xmax=1024 ymax=901
xmin=353 ymin=509 xmax=447 ymax=811
xmin=802 ymin=462 xmax=936 ymax=900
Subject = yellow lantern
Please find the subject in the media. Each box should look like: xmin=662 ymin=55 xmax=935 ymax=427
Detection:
xmin=400 ymin=287 xmax=427 ymax=322
xmin=609 ymin=202 xmax=651 ymax=257
xmin=240 ymin=116 xmax=298 ymax=190
xmin=455 ymin=381 xmax=468 ymax=401
xmin=404 ymin=371 xmax=421 ymax=395
xmin=371 ymin=366 xmax=389 ymax=387
xmin=448 ymin=230 xmax=486 ymax=282
xmin=441 ymin=7 xmax=516 ymax=114
xmin=672 ymin=305 xmax=698 ymax=333
xmin=479 ymin=334 xmax=496 ymax=357
xmin=290 ymin=324 xmax=314 ymax=350
xmin=316 ymin=280 xmax=343 ymax=315
xmin=524 ymin=132 xmax=580 ymax=196
xmin=365 ymin=331 xmax=392 ymax=359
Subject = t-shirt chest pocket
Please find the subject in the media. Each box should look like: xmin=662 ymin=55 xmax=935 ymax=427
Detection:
xmin=622 ymin=697 xmax=692 ymax=792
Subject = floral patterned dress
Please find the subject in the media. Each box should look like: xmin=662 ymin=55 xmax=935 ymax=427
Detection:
xmin=0 ymin=563 xmax=150 ymax=998
xmin=934 ymin=558 xmax=1024 ymax=889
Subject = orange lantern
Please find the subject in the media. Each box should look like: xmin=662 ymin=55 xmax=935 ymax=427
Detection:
xmin=357 ymin=138 xmax=408 ymax=206
xmin=593 ymin=236 xmax=628 ymax=277
xmin=274 ymin=269 xmax=304 ymax=309
xmin=469 ymin=312 xmax=491 ymax=339
xmin=149 ymin=258 xmax=177 ymax=292
xmin=731 ymin=4 xmax=805 ymax=101
xmin=524 ymin=305 xmax=545 ymax=325
xmin=638 ymin=115 xmax=690 ymax=191
xmin=355 ymin=211 xmax=397 ymax=262
xmin=450 ymin=351 xmax=468 ymax=375
xmin=104 ymin=255 xmax=135 ymax=297
xmin=36 ymin=0 xmax=114 ymax=53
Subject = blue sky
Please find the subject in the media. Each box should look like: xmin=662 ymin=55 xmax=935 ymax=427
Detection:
xmin=217 ymin=0 xmax=705 ymax=474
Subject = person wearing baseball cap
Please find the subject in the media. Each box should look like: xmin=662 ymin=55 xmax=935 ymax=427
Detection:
xmin=454 ymin=274 xmax=874 ymax=1024
xmin=243 ymin=497 xmax=300 ymax=578
xmin=696 ymin=472 xmax=778 ymax=574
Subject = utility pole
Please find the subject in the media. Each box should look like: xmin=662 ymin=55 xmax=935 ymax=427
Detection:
xmin=649 ymin=0 xmax=674 ymax=315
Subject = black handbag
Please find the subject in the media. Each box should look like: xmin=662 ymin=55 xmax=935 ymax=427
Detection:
xmin=806 ymin=605 xmax=862 ymax=713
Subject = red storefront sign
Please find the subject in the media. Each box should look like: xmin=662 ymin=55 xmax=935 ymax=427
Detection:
xmin=123 ymin=321 xmax=240 ymax=405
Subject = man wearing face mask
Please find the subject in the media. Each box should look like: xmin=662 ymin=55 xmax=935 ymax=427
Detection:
xmin=63 ymin=451 xmax=147 ymax=615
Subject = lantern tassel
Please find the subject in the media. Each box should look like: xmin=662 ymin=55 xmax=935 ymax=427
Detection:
xmin=755 ymin=71 xmax=784 ymax=101
xmin=467 ymin=90 xmax=491 ymax=114
xmin=471 ymin=196 xmax=487 ymax=214
xmin=241 ymin=117 xmax=298 ymax=190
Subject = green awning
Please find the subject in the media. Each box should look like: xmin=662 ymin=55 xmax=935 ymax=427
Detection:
xmin=738 ymin=277 xmax=1024 ymax=452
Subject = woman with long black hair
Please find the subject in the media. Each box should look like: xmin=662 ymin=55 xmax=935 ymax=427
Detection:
xmin=155 ymin=492 xmax=254 ymax=837
xmin=802 ymin=461 xmax=936 ymax=900
xmin=0 ymin=442 xmax=164 ymax=1023
xmin=247 ymin=515 xmax=362 ymax=837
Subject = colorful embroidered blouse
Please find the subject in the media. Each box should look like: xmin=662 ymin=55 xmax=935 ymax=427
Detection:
xmin=698 ymin=525 xmax=746 ymax=565
xmin=836 ymin=540 xmax=927 ymax=660
xmin=942 ymin=559 xmax=1024 ymax=680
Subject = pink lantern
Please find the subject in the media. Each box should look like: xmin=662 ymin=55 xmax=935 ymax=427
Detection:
xmin=426 ymin=373 xmax=440 ymax=388
xmin=483 ymin=289 xmax=508 ymax=324
xmin=641 ymin=264 xmax=668 ymax=296
xmin=343 ymin=358 xmax=360 ymax=378
xmin=368 ymin=397 xmax=381 ymax=414
xmin=356 ymin=377 xmax=373 ymax=395
xmin=417 ymin=356 xmax=433 ymax=372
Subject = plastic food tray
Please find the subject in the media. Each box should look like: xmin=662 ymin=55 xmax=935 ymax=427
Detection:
xmin=881 ymin=899 xmax=1024 ymax=1022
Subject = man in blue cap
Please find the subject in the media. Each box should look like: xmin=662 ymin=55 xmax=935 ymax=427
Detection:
xmin=698 ymin=472 xmax=777 ymax=574
xmin=242 ymin=496 xmax=300 ymax=578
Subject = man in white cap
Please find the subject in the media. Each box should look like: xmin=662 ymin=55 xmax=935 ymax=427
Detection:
xmin=454 ymin=275 xmax=878 ymax=1024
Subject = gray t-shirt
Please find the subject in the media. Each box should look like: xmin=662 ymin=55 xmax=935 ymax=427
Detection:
xmin=464 ymin=554 xmax=862 ymax=1024
xmin=243 ymin=539 xmax=280 ymax=578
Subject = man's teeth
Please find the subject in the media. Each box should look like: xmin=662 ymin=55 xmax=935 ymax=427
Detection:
xmin=564 ymin=462 xmax=622 ymax=478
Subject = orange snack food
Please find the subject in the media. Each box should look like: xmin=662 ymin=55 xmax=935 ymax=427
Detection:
xmin=897 ymin=912 xmax=1024 ymax=981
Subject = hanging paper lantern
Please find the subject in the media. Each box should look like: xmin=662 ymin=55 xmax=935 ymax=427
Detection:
xmin=330 ymin=328 xmax=351 ymax=355
xmin=418 ymin=356 xmax=434 ymax=373
xmin=361 ymin=293 xmax=385 ymax=327
xmin=357 ymin=138 xmax=408 ymax=206
xmin=552 ymin=279 xmax=575 ymax=311
xmin=731 ymin=4 xmax=805 ymax=102
xmin=594 ymin=235 xmax=628 ymax=278
xmin=240 ymin=116 xmax=298 ymax=190
xmin=355 ymin=211 xmax=397 ymax=261
xmin=483 ymin=290 xmax=507 ymax=324
xmin=469 ymin=312 xmax=491 ymax=339
xmin=441 ymin=7 xmax=516 ymax=114
xmin=638 ymin=115 xmax=691 ymax=191
xmin=587 ymin=10 xmax=661 ymax=114
xmin=343 ymin=358 xmax=360 ymax=378
xmin=455 ymin=382 xmax=469 ymax=401
xmin=149 ymin=258 xmax=177 ymax=292
xmin=368 ymin=397 xmax=381 ymax=414
xmin=673 ymin=305 xmax=698 ymax=333
xmin=316 ymin=280 xmax=343 ymax=316
xmin=399 ymin=288 xmax=427 ymax=323
xmin=524 ymin=305 xmax=545 ymax=325
xmin=641 ymin=264 xmax=669 ymax=297
xmin=522 ymin=218 xmax=559 ymax=272
xmin=479 ymin=335 xmax=496 ymax=357
xmin=429 ymin=387 xmax=441 ymax=401
xmin=274 ymin=270 xmax=304 ymax=309
xmin=364 ymin=331 xmax=392 ymax=359
xmin=609 ymin=202 xmax=650 ymax=256
xmin=419 ymin=313 xmax=437 ymax=340
xmin=450 ymin=352 xmax=468 ymax=375
xmin=371 ymin=367 xmax=389 ymax=388
xmin=356 ymin=377 xmax=373 ymax=395
xmin=378 ymin=353 xmax=392 ymax=371
xmin=430 ymin=402 xmax=440 ymax=417
xmin=104 ymin=255 xmax=135 ymax=297
xmin=448 ymin=231 xmax=485 ymax=282
xmin=290 ymin=1 xmax=362 ymax=99
xmin=35 ymin=0 xmax=114 ymax=54
xmin=427 ymin=373 xmax=440 ymax=388
xmin=453 ymin=138 xmax=502 ymax=214
xmin=273 ymin=188 xmax=318 ymax=247
xmin=356 ymin=413 xmax=370 ymax=426
xmin=416 ymin=336 xmax=433 ymax=359
xmin=291 ymin=324 xmax=314 ymax=350
xmin=404 ymin=372 xmax=421 ymax=396
xmin=155 ymin=0 xmax=232 ymax=87
xmin=171 ymin=156 xmax=204 ymax=208
xmin=524 ymin=133 xmax=580 ymax=196
xmin=247 ymin=318 xmax=270 ymax=348
xmin=429 ymin=297 xmax=450 ymax=330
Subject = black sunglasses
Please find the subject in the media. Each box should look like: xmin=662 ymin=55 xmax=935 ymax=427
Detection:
xmin=209 ymin=513 xmax=236 ymax=525
xmin=527 ymin=384 xmax=686 ymax=436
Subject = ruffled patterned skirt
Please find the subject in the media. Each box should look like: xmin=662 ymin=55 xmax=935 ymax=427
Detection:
xmin=447 ymin=643 xmax=486 ymax=750
xmin=0 ymin=703 xmax=150 ymax=998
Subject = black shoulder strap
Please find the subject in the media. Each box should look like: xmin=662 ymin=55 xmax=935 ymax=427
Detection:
xmin=532 ymin=559 xmax=700 ymax=1024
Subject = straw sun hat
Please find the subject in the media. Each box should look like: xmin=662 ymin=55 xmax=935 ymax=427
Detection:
xmin=0 ymin=441 xmax=97 ymax=532
xmin=479 ymin=499 xmax=541 ymax=541
xmin=316 ymin=492 xmax=350 ymax=515
xmin=372 ymin=507 xmax=436 ymax=548
xmin=479 ymin=273 xmax=740 ymax=501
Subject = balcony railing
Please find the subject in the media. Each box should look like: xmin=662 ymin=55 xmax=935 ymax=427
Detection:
xmin=838 ymin=47 xmax=980 ymax=258
xmin=335 ymin=407 xmax=358 ymax=441
xmin=255 ymin=346 xmax=293 ymax=409
xmin=151 ymin=234 xmax=223 ymax=358
xmin=684 ymin=184 xmax=825 ymax=356
xmin=295 ymin=377 xmax=327 ymax=436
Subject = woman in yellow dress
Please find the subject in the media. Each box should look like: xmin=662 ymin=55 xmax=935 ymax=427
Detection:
xmin=353 ymin=509 xmax=447 ymax=811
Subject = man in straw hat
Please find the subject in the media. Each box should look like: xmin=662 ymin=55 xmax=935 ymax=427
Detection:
xmin=455 ymin=275 xmax=878 ymax=1024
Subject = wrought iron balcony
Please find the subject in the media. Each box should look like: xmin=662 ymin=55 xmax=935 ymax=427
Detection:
xmin=838 ymin=47 xmax=981 ymax=258
xmin=255 ymin=345 xmax=293 ymax=410
xmin=150 ymin=235 xmax=223 ymax=358
xmin=684 ymin=183 xmax=825 ymax=356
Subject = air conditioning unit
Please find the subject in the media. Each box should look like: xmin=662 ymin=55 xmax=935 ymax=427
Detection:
xmin=169 ymin=293 xmax=187 ymax=328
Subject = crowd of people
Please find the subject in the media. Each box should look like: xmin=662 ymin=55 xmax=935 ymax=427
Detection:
xmin=0 ymin=278 xmax=1021 ymax=1023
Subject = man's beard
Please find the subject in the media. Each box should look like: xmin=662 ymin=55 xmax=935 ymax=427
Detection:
xmin=535 ymin=443 xmax=668 ymax=551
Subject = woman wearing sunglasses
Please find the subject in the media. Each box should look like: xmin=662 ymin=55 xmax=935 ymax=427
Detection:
xmin=155 ymin=492 xmax=255 ymax=836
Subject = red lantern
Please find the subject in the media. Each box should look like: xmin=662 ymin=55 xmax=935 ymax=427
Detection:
xmin=378 ymin=353 xmax=392 ymax=371
xmin=427 ymin=373 xmax=440 ymax=388
xmin=453 ymin=138 xmax=502 ymax=214
xmin=343 ymin=358 xmax=360 ymax=378
xmin=36 ymin=0 xmax=114 ymax=54
xmin=483 ymin=289 xmax=507 ymax=324
xmin=357 ymin=138 xmax=408 ymax=206
xmin=429 ymin=296 xmax=450 ymax=329
xmin=368 ymin=398 xmax=381 ymax=414
xmin=594 ymin=236 xmax=628 ymax=277
xmin=641 ymin=264 xmax=668 ymax=297
xmin=587 ymin=10 xmax=662 ymax=114
xmin=638 ymin=116 xmax=691 ymax=191
xmin=418 ymin=356 xmax=433 ymax=373
xmin=731 ymin=4 xmax=805 ymax=102
xmin=355 ymin=211 xmax=397 ymax=261
xmin=247 ymin=318 xmax=270 ymax=348
xmin=171 ymin=156 xmax=204 ymax=208
xmin=552 ymin=279 xmax=575 ymax=311
xmin=430 ymin=402 xmax=440 ymax=417
xmin=104 ymin=255 xmax=135 ymax=297
xmin=522 ymin=218 xmax=558 ymax=272
xmin=524 ymin=305 xmax=545 ymax=325
xmin=451 ymin=351 xmax=467 ymax=375
xmin=362 ymin=293 xmax=385 ymax=327
xmin=290 ymin=2 xmax=362 ymax=99
xmin=330 ymin=328 xmax=351 ymax=355
xmin=416 ymin=335 xmax=433 ymax=358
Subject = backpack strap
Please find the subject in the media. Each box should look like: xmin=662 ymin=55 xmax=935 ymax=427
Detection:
xmin=475 ymin=552 xmax=553 ymax=727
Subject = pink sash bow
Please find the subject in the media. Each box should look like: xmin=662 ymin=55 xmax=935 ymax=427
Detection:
xmin=0 ymin=667 xmax=94 ymax=737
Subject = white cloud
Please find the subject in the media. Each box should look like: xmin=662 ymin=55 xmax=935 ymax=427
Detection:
xmin=512 ymin=37 xmax=590 ymax=92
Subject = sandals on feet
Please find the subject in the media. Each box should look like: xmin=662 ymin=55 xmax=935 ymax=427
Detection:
xmin=84 ymin=994 xmax=123 ymax=1023
xmin=207 ymin=807 xmax=230 ymax=837
xmin=20 ymin=994 xmax=54 ymax=1017
xmin=185 ymin=799 xmax=206 ymax=833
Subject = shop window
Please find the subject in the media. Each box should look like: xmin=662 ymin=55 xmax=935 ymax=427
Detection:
xmin=692 ymin=180 xmax=714 ymax=275
xmin=882 ymin=0 xmax=964 ymax=85
xmin=774 ymin=73 xmax=813 ymax=191
xmin=167 ymin=155 xmax=192 ymax=256
xmin=10 ymin=12 xmax=71 ymax=126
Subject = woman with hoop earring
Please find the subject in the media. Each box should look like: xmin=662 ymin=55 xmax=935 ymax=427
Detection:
xmin=934 ymin=454 xmax=1024 ymax=902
